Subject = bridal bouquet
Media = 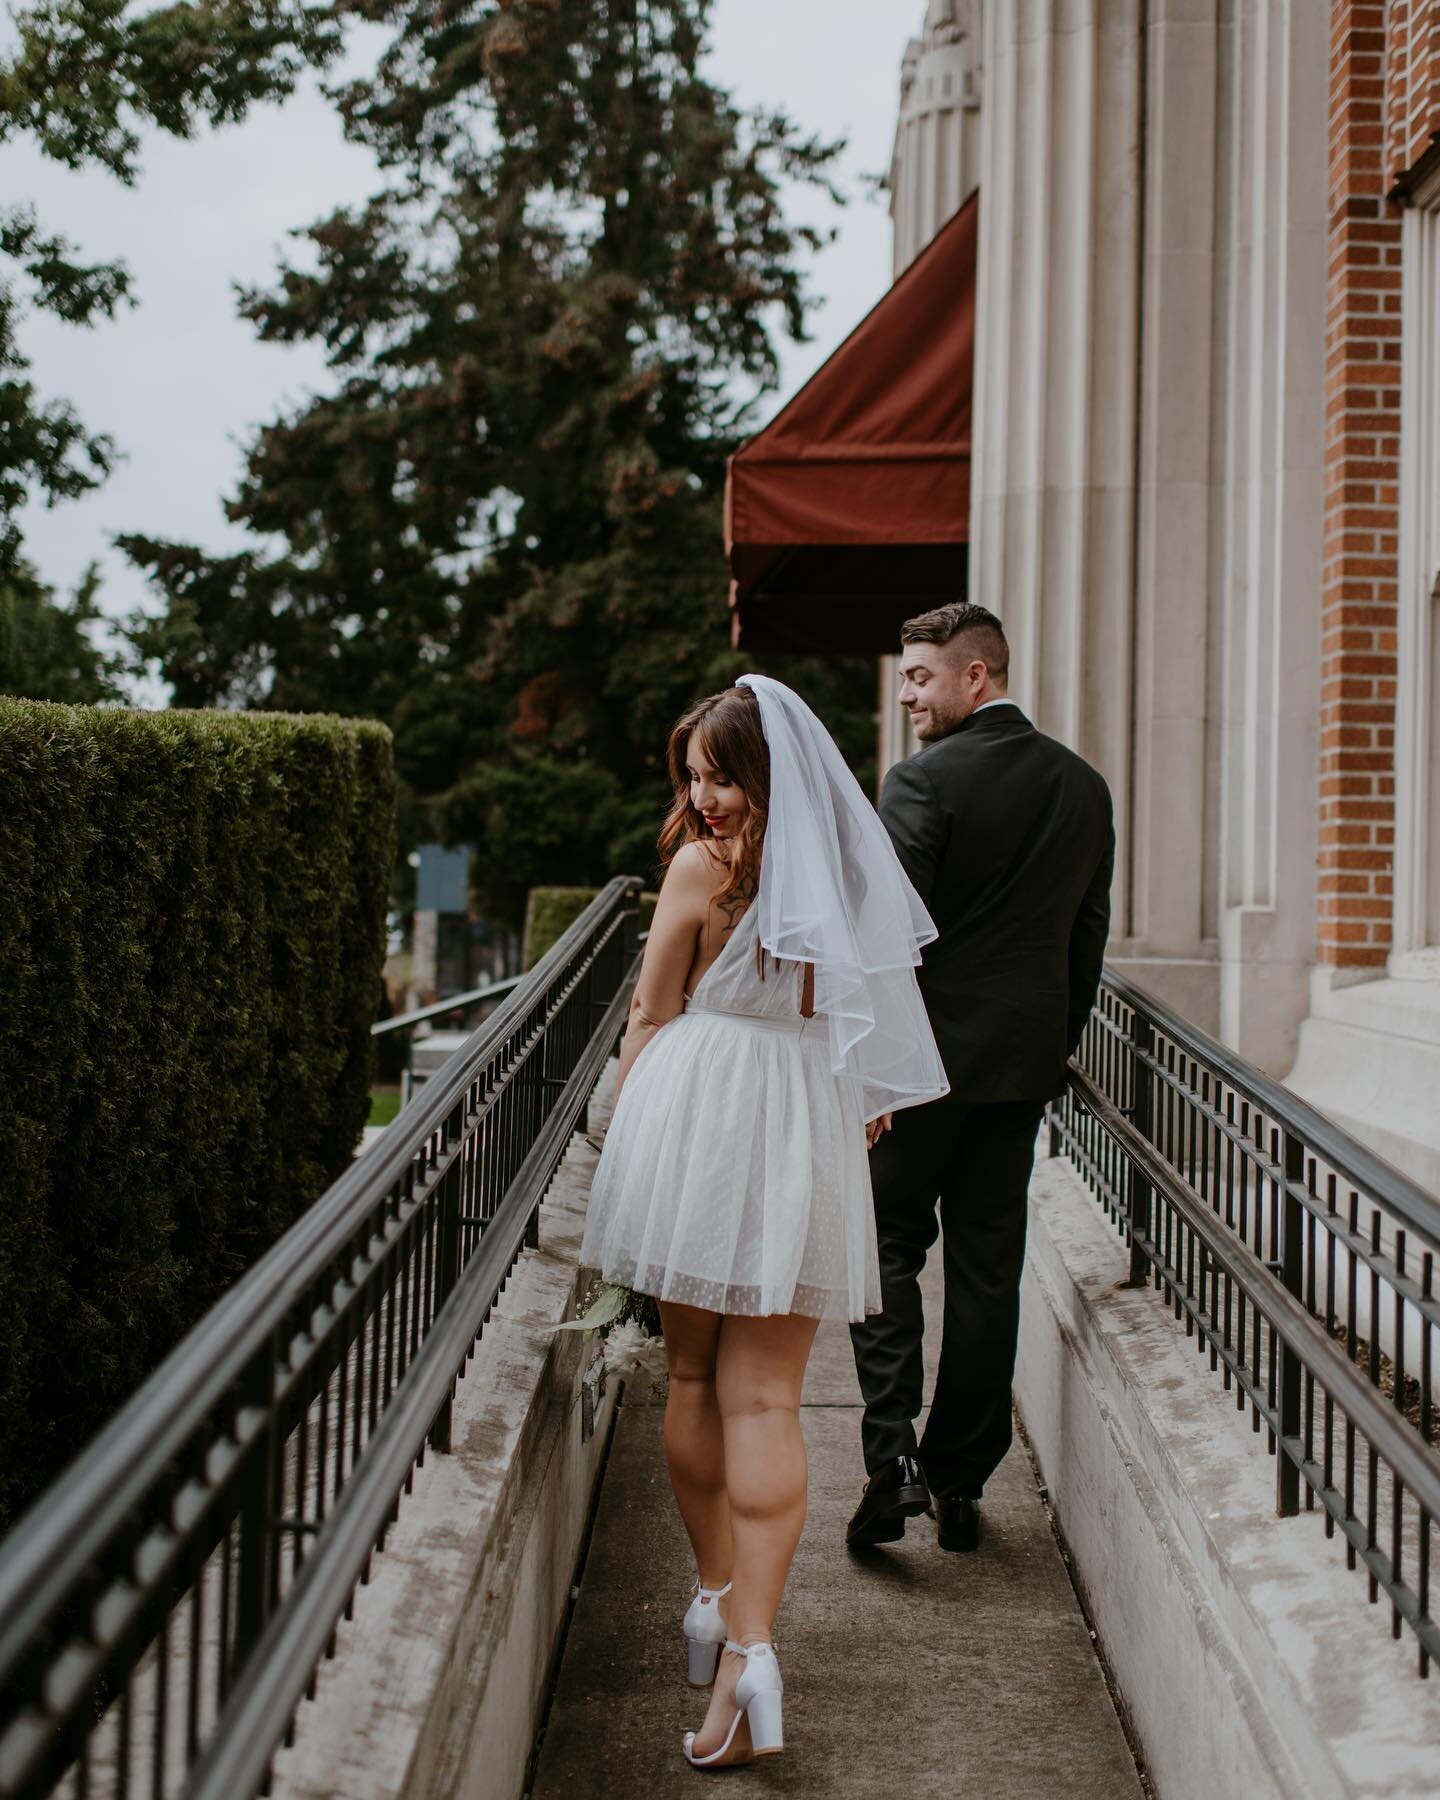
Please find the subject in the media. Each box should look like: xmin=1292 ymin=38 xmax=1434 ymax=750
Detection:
xmin=556 ymin=1280 xmax=666 ymax=1383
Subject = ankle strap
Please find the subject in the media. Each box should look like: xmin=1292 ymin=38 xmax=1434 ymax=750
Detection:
xmin=725 ymin=1638 xmax=776 ymax=1656
xmin=694 ymin=1579 xmax=732 ymax=1599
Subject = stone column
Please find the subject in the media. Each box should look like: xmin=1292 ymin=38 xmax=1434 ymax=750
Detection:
xmin=1211 ymin=0 xmax=1328 ymax=1071
xmin=970 ymin=0 xmax=1145 ymax=935
xmin=890 ymin=1 xmax=984 ymax=275
xmin=1127 ymin=0 xmax=1220 ymax=1019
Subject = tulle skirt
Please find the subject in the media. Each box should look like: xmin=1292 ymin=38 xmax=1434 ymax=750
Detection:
xmin=580 ymin=1004 xmax=881 ymax=1322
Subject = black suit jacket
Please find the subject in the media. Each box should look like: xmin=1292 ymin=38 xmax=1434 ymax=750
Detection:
xmin=880 ymin=703 xmax=1115 ymax=1103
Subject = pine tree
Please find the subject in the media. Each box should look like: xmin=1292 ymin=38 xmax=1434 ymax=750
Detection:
xmin=0 ymin=559 xmax=125 ymax=701
xmin=126 ymin=0 xmax=877 ymax=922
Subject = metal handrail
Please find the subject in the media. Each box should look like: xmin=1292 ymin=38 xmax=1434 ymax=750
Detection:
xmin=371 ymin=975 xmax=522 ymax=1035
xmin=0 ymin=875 xmax=644 ymax=1799
xmin=1099 ymin=966 xmax=1440 ymax=1251
xmin=1070 ymin=1064 xmax=1440 ymax=1504
xmin=372 ymin=931 xmax=650 ymax=1040
xmin=1051 ymin=969 xmax=1440 ymax=1678
xmin=189 ymin=976 xmax=635 ymax=1800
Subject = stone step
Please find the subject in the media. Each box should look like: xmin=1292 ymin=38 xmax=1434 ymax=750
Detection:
xmin=1287 ymin=976 xmax=1440 ymax=1195
xmin=409 ymin=1030 xmax=472 ymax=1078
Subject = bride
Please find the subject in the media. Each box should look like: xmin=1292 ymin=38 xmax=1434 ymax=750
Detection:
xmin=580 ymin=675 xmax=947 ymax=1770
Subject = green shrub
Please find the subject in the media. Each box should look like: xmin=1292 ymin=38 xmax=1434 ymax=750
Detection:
xmin=523 ymin=885 xmax=658 ymax=970
xmin=523 ymin=886 xmax=601 ymax=969
xmin=0 ymin=699 xmax=395 ymax=1531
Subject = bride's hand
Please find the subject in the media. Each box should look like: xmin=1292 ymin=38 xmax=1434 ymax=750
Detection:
xmin=865 ymin=1113 xmax=893 ymax=1149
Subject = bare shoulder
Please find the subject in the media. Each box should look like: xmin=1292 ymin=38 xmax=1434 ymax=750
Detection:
xmin=667 ymin=838 xmax=726 ymax=886
xmin=662 ymin=840 xmax=727 ymax=909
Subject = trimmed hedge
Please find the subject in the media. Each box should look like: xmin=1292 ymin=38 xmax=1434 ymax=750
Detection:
xmin=522 ymin=884 xmax=658 ymax=970
xmin=0 ymin=700 xmax=395 ymax=1530
xmin=523 ymin=886 xmax=604 ymax=970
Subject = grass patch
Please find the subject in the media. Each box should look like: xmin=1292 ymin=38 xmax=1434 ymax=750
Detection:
xmin=368 ymin=1085 xmax=403 ymax=1128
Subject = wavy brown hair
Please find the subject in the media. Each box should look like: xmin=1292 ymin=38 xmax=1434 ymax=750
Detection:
xmin=658 ymin=686 xmax=770 ymax=911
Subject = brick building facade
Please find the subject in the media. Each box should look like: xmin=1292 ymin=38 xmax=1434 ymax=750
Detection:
xmin=1385 ymin=0 xmax=1440 ymax=179
xmin=1301 ymin=2 xmax=1440 ymax=1183
xmin=1321 ymin=4 xmax=1404 ymax=970
xmin=1320 ymin=2 xmax=1440 ymax=970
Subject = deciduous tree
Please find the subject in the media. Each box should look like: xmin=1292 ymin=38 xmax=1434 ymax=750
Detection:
xmin=0 ymin=0 xmax=345 ymax=583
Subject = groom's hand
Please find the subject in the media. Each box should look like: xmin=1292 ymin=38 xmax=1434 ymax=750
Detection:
xmin=865 ymin=1112 xmax=893 ymax=1149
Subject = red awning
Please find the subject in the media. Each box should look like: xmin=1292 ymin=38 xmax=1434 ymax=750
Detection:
xmin=726 ymin=191 xmax=977 ymax=655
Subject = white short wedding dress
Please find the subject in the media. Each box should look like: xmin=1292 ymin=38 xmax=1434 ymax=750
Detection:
xmin=580 ymin=901 xmax=880 ymax=1323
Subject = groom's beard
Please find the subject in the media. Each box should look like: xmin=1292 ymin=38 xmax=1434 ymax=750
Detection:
xmin=910 ymin=699 xmax=967 ymax=742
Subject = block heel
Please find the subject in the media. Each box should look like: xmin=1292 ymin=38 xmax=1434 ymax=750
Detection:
xmin=686 ymin=1637 xmax=721 ymax=1687
xmin=681 ymin=1578 xmax=730 ymax=1688
xmin=744 ymin=1686 xmax=784 ymax=1755
xmin=681 ymin=1640 xmax=784 ymax=1770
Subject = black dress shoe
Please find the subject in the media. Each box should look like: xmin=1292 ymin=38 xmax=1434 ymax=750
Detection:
xmin=846 ymin=1456 xmax=932 ymax=1548
xmin=934 ymin=1494 xmax=981 ymax=1553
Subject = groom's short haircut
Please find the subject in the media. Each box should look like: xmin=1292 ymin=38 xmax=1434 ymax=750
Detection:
xmin=901 ymin=602 xmax=1010 ymax=686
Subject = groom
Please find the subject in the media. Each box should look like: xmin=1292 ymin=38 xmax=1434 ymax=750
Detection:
xmin=847 ymin=602 xmax=1114 ymax=1552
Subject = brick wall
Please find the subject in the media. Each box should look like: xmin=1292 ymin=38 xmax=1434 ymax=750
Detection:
xmin=1320 ymin=2 xmax=1403 ymax=969
xmin=1384 ymin=0 xmax=1440 ymax=184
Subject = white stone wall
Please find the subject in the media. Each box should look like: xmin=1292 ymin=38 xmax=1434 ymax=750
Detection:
xmin=887 ymin=1 xmax=1330 ymax=1072
xmin=1016 ymin=1146 xmax=1440 ymax=1798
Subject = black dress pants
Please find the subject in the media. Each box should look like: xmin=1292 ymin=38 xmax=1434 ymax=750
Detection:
xmin=849 ymin=1097 xmax=1046 ymax=1498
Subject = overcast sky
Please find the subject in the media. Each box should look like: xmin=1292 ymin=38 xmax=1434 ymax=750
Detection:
xmin=9 ymin=2 xmax=922 ymax=663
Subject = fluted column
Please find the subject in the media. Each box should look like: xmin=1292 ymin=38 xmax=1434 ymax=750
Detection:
xmin=971 ymin=0 xmax=1144 ymax=936
xmin=1212 ymin=0 xmax=1327 ymax=1070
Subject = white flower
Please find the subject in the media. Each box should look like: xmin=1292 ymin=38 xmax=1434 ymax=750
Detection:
xmin=604 ymin=1318 xmax=667 ymax=1379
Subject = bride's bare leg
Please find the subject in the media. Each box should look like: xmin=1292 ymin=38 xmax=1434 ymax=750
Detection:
xmin=656 ymin=1301 xmax=730 ymax=1588
xmin=691 ymin=1310 xmax=820 ymax=1756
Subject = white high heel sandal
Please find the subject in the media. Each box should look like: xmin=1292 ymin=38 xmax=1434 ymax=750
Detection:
xmin=681 ymin=1640 xmax=784 ymax=1768
xmin=682 ymin=1580 xmax=731 ymax=1687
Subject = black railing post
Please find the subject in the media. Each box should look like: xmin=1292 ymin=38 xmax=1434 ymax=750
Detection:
xmin=1128 ymin=1011 xmax=1154 ymax=1287
xmin=527 ymin=993 xmax=558 ymax=1253
xmin=1276 ymin=1128 xmax=1305 ymax=1516
xmin=428 ymin=1097 xmax=465 ymax=1453
xmin=621 ymin=878 xmax=638 ymax=967
xmin=588 ymin=880 xmax=637 ymax=1143
xmin=233 ymin=1330 xmax=281 ymax=1678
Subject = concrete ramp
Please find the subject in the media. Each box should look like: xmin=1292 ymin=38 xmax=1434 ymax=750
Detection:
xmin=530 ymin=1276 xmax=1144 ymax=1799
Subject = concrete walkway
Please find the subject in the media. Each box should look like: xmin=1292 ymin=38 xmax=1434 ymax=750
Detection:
xmin=530 ymin=1261 xmax=1144 ymax=1799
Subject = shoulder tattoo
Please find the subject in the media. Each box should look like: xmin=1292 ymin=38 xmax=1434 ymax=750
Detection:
xmin=715 ymin=876 xmax=757 ymax=935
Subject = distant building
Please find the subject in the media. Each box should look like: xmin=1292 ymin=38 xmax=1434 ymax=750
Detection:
xmin=409 ymin=842 xmax=474 ymax=1008
xmin=876 ymin=1 xmax=1440 ymax=1187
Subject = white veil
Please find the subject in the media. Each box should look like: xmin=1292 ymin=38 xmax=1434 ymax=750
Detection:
xmin=737 ymin=674 xmax=950 ymax=1122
